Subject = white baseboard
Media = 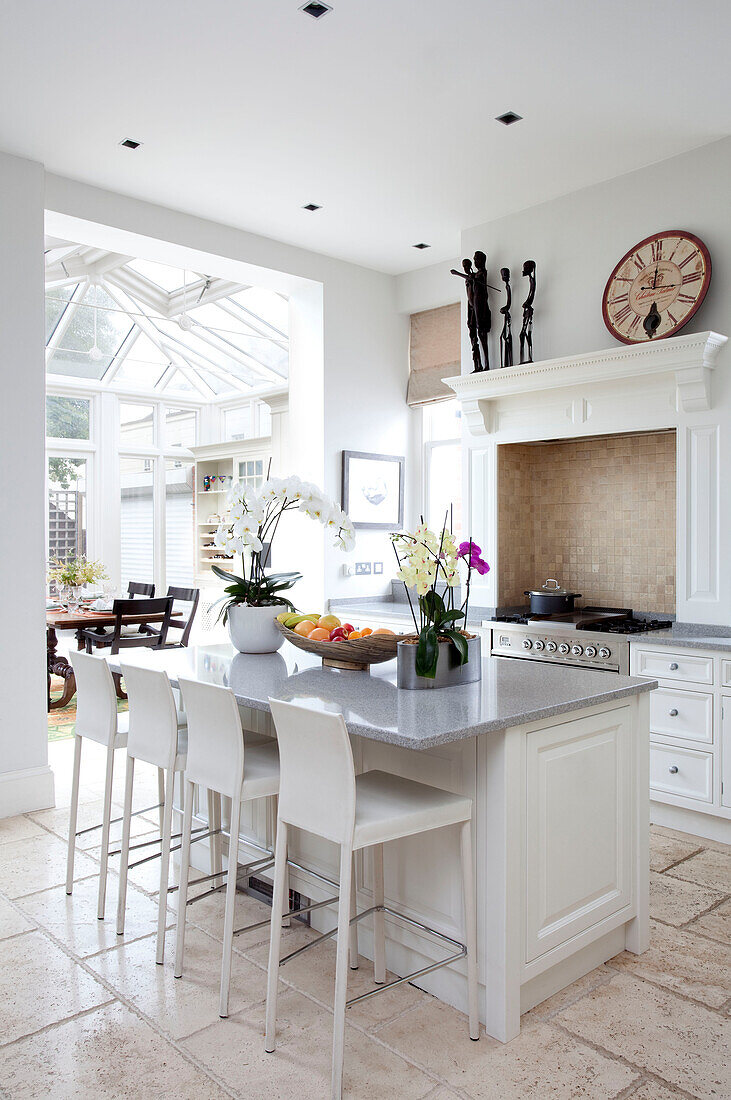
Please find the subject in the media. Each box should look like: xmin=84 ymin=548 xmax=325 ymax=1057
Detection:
xmin=651 ymin=800 xmax=731 ymax=845
xmin=0 ymin=765 xmax=56 ymax=818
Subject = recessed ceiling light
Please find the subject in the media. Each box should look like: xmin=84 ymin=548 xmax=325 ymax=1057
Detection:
xmin=119 ymin=138 xmax=142 ymax=149
xmin=495 ymin=111 xmax=522 ymax=126
xmin=300 ymin=2 xmax=332 ymax=18
xmin=302 ymin=203 xmax=322 ymax=212
xmin=413 ymin=242 xmax=431 ymax=250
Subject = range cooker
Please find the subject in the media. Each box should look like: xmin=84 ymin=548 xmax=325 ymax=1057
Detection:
xmin=484 ymin=607 xmax=672 ymax=675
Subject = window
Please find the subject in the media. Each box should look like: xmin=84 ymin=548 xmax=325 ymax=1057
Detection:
xmin=48 ymin=456 xmax=87 ymax=565
xmin=120 ymin=457 xmax=155 ymax=591
xmin=224 ymin=405 xmax=252 ymax=441
xmin=164 ymin=406 xmax=196 ymax=449
xmin=120 ymin=402 xmax=155 ymax=446
xmin=165 ymin=460 xmax=194 ymax=588
xmin=424 ymin=399 xmax=462 ymax=534
xmin=237 ymin=458 xmax=265 ymax=490
xmin=46 ymin=395 xmax=90 ymax=440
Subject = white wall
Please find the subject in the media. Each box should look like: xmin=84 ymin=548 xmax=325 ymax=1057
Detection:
xmin=0 ymin=152 xmax=55 ymax=816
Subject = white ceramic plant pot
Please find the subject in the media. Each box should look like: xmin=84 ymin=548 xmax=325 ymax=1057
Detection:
xmin=227 ymin=603 xmax=283 ymax=654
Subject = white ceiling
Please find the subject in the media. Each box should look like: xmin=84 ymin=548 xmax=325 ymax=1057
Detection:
xmin=2 ymin=1 xmax=729 ymax=274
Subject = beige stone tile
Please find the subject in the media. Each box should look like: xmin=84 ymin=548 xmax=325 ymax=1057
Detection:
xmin=666 ymin=848 xmax=731 ymax=895
xmin=16 ymin=874 xmax=166 ymax=959
xmin=29 ymin=798 xmax=158 ymax=851
xmin=86 ymin=924 xmax=266 ymax=1040
xmin=245 ymin=921 xmax=429 ymax=1029
xmin=187 ymin=883 xmax=273 ymax=952
xmin=524 ymin=965 xmax=613 ymax=1021
xmin=649 ymin=831 xmax=702 ymax=873
xmin=650 ymin=870 xmax=724 ymax=927
xmin=0 ymin=815 xmax=44 ymax=845
xmin=184 ymin=987 xmax=438 ymax=1099
xmin=557 ymin=973 xmax=729 ymax=1098
xmin=650 ymin=824 xmax=731 ymax=855
xmin=0 ymin=931 xmax=109 ymax=1045
xmin=690 ymin=898 xmax=731 ymax=945
xmin=0 ymin=897 xmax=35 ymax=941
xmin=0 ymin=833 xmax=98 ymax=899
xmin=375 ymin=998 xmax=636 ymax=1097
xmin=610 ymin=920 xmax=731 ymax=1008
xmin=0 ymin=1000 xmax=230 ymax=1099
xmin=625 ymin=1081 xmax=686 ymax=1100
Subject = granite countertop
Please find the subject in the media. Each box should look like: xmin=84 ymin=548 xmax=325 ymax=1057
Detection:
xmin=626 ymin=628 xmax=731 ymax=654
xmin=109 ymin=642 xmax=656 ymax=751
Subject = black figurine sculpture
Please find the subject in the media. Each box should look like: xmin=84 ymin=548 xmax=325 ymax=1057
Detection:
xmin=519 ymin=259 xmax=536 ymax=364
xmin=499 ymin=267 xmax=513 ymax=368
xmin=450 ymin=258 xmax=483 ymax=372
xmin=472 ymin=251 xmax=491 ymax=371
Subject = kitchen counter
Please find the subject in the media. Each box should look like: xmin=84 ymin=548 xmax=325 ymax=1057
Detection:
xmin=109 ymin=641 xmax=655 ymax=751
xmin=629 ymin=627 xmax=731 ymax=653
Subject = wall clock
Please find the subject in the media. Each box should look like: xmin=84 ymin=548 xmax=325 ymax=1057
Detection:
xmin=602 ymin=230 xmax=711 ymax=344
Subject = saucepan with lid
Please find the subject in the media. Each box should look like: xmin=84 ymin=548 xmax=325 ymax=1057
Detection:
xmin=524 ymin=578 xmax=581 ymax=615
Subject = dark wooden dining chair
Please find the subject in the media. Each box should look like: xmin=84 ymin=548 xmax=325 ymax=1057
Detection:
xmin=141 ymin=586 xmax=200 ymax=649
xmin=127 ymin=581 xmax=155 ymax=598
xmin=80 ymin=597 xmax=174 ymax=655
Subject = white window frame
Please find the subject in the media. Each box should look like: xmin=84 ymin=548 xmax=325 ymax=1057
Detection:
xmin=422 ymin=402 xmax=462 ymax=530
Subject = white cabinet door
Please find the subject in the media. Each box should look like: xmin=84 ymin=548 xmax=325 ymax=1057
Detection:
xmin=722 ymin=696 xmax=731 ymax=809
xmin=525 ymin=707 xmax=633 ymax=963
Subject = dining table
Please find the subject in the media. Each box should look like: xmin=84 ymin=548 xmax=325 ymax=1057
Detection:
xmin=46 ymin=607 xmax=182 ymax=710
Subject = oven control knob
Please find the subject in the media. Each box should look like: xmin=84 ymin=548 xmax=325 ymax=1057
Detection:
xmin=558 ymin=643 xmax=570 ymax=655
xmin=522 ymin=638 xmax=533 ymax=650
xmin=545 ymin=641 xmax=557 ymax=653
xmin=533 ymin=639 xmax=545 ymax=651
xmin=571 ymin=644 xmax=583 ymax=656
xmin=598 ymin=647 xmax=611 ymax=659
xmin=584 ymin=645 xmax=597 ymax=658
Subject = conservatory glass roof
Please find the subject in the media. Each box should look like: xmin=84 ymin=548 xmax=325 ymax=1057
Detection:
xmin=44 ymin=239 xmax=289 ymax=400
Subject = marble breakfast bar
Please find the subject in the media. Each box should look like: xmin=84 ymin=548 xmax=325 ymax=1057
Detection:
xmin=110 ymin=643 xmax=656 ymax=1043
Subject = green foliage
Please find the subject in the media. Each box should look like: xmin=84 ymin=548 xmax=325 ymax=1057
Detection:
xmin=48 ymin=556 xmax=106 ymax=587
xmin=210 ymin=564 xmax=302 ymax=624
xmin=414 ymin=589 xmax=467 ymax=678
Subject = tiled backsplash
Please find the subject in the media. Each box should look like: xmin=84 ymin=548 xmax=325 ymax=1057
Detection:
xmin=498 ymin=431 xmax=676 ymax=613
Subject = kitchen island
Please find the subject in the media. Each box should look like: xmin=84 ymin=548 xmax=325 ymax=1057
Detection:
xmin=110 ymin=642 xmax=656 ymax=1043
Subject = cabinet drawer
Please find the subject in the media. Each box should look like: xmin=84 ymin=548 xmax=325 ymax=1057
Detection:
xmin=650 ymin=743 xmax=712 ymax=803
xmin=635 ymin=648 xmax=713 ymax=686
xmin=722 ymin=660 xmax=731 ymax=688
xmin=649 ymin=687 xmax=713 ymax=745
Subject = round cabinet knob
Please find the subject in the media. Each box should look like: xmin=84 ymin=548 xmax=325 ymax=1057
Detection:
xmin=545 ymin=641 xmax=557 ymax=653
xmin=598 ymin=647 xmax=611 ymax=659
xmin=522 ymin=638 xmax=533 ymax=650
xmin=533 ymin=639 xmax=545 ymax=651
xmin=571 ymin=644 xmax=583 ymax=656
xmin=558 ymin=643 xmax=570 ymax=655
xmin=669 ymin=708 xmax=679 ymax=717
xmin=584 ymin=645 xmax=597 ymax=658
xmin=669 ymin=662 xmax=679 ymax=671
xmin=669 ymin=765 xmax=679 ymax=774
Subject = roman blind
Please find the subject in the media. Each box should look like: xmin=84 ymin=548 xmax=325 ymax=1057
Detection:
xmin=406 ymin=303 xmax=461 ymax=407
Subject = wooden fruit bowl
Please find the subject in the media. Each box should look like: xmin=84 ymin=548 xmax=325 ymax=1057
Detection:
xmin=275 ymin=621 xmax=407 ymax=670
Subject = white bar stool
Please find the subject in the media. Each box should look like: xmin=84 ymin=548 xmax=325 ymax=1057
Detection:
xmin=116 ymin=663 xmax=197 ymax=964
xmin=175 ymin=678 xmax=281 ymax=1018
xmin=66 ymin=651 xmax=133 ymax=920
xmin=265 ymin=699 xmax=479 ymax=1100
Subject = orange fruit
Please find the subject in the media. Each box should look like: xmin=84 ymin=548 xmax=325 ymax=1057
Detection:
xmin=348 ymin=630 xmax=362 ymax=640
xmin=372 ymin=627 xmax=395 ymax=635
xmin=308 ymin=627 xmax=331 ymax=641
xmin=294 ymin=620 xmax=316 ymax=637
xmin=359 ymin=627 xmax=373 ymax=637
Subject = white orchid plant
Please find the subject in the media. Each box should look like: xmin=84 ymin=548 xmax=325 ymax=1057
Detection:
xmin=211 ymin=474 xmax=355 ymax=621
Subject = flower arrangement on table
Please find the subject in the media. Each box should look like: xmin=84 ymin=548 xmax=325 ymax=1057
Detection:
xmin=211 ymin=474 xmax=355 ymax=623
xmin=391 ymin=522 xmax=489 ymax=679
xmin=48 ymin=557 xmax=107 ymax=590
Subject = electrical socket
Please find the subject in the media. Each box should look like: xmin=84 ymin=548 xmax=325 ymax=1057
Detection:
xmin=373 ymin=562 xmax=383 ymax=575
xmin=355 ymin=562 xmax=372 ymax=576
xmin=342 ymin=563 xmax=355 ymax=577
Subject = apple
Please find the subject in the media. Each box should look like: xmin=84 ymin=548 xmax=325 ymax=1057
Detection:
xmin=341 ymin=623 xmax=354 ymax=635
xmin=330 ymin=627 xmax=347 ymax=641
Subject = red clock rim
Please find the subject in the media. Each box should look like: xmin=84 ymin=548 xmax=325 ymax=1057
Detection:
xmin=602 ymin=229 xmax=712 ymax=345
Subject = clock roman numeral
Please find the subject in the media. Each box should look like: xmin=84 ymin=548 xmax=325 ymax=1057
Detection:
xmin=682 ymin=270 xmax=702 ymax=284
xmin=678 ymin=250 xmax=698 ymax=269
xmin=678 ymin=292 xmax=696 ymax=303
xmin=633 ymin=252 xmax=646 ymax=271
xmin=610 ymin=293 xmax=629 ymax=305
xmin=613 ymin=304 xmax=633 ymax=324
xmin=667 ymin=311 xmax=679 ymax=328
xmin=651 ymin=239 xmax=663 ymax=262
xmin=628 ymin=314 xmax=642 ymax=334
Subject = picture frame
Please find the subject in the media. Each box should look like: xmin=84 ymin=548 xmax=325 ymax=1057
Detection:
xmin=341 ymin=450 xmax=405 ymax=530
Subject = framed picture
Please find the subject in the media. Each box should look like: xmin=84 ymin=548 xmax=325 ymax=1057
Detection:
xmin=342 ymin=450 xmax=404 ymax=530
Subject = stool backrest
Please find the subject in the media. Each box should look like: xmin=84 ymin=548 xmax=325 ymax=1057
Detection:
xmin=69 ymin=651 xmax=118 ymax=747
xmin=269 ymin=699 xmax=356 ymax=845
xmin=178 ymin=678 xmax=244 ymax=800
xmin=121 ymin=663 xmax=179 ymax=770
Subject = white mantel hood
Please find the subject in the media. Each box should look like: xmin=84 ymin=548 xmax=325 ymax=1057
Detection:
xmin=445 ymin=330 xmax=727 ymax=436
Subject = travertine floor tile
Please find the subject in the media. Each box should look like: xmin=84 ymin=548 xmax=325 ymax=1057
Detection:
xmin=0 ymin=833 xmax=98 ymax=899
xmin=649 ymin=870 xmax=724 ymax=927
xmin=524 ymin=965 xmax=613 ymax=1021
xmin=0 ymin=815 xmax=44 ymax=845
xmin=17 ymin=874 xmax=166 ymax=959
xmin=649 ymin=831 xmax=702 ymax=873
xmin=245 ymin=921 xmax=429 ymax=1028
xmin=689 ymin=898 xmax=731 ymax=945
xmin=0 ymin=1000 xmax=230 ymax=1099
xmin=0 ymin=897 xmax=35 ymax=941
xmin=375 ymin=998 xmax=636 ymax=1097
xmin=610 ymin=920 xmax=731 ymax=1008
xmin=666 ymin=848 xmax=731 ymax=895
xmin=626 ymin=1080 xmax=686 ymax=1099
xmin=188 ymin=884 xmax=273 ymax=951
xmin=86 ymin=924 xmax=266 ymax=1040
xmin=0 ymin=931 xmax=109 ymax=1046
xmin=650 ymin=825 xmax=730 ymax=855
xmin=184 ymin=988 xmax=438 ymax=1099
xmin=30 ymin=798 xmax=157 ymax=850
xmin=557 ymin=973 xmax=729 ymax=1098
